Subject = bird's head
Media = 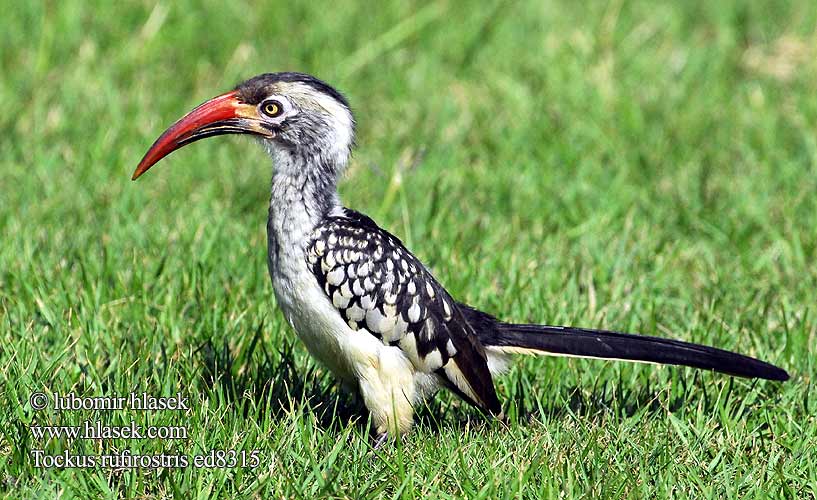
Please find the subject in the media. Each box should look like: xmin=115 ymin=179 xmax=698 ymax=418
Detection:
xmin=132 ymin=72 xmax=355 ymax=180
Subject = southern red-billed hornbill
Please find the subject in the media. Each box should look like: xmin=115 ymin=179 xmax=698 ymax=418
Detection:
xmin=133 ymin=72 xmax=789 ymax=443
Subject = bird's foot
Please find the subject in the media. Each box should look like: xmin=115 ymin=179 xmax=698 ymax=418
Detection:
xmin=372 ymin=432 xmax=389 ymax=450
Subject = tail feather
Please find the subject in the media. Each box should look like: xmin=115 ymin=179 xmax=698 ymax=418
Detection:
xmin=489 ymin=323 xmax=789 ymax=381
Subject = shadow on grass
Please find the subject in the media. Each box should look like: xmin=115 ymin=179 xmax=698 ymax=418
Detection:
xmin=500 ymin=366 xmax=788 ymax=428
xmin=195 ymin=326 xmax=786 ymax=436
xmin=196 ymin=329 xmax=367 ymax=434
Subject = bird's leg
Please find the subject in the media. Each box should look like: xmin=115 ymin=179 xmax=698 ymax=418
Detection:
xmin=372 ymin=431 xmax=390 ymax=449
xmin=356 ymin=348 xmax=418 ymax=438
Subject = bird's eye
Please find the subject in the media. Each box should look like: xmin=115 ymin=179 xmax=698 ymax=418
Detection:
xmin=261 ymin=100 xmax=283 ymax=118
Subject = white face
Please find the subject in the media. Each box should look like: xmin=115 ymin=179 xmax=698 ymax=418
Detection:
xmin=259 ymin=82 xmax=355 ymax=168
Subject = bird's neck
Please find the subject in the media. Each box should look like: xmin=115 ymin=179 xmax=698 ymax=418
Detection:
xmin=267 ymin=148 xmax=342 ymax=261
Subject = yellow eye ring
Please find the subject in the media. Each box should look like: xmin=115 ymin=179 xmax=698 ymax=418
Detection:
xmin=261 ymin=100 xmax=282 ymax=118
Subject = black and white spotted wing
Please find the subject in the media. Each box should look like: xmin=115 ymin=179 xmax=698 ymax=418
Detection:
xmin=305 ymin=209 xmax=501 ymax=414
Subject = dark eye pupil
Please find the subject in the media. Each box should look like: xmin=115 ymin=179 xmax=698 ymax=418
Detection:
xmin=264 ymin=102 xmax=280 ymax=116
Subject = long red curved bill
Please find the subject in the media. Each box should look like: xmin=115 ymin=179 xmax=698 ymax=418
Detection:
xmin=131 ymin=91 xmax=241 ymax=180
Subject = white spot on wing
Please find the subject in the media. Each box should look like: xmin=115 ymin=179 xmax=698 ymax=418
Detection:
xmin=408 ymin=301 xmax=421 ymax=323
xmin=446 ymin=338 xmax=457 ymax=356
xmin=347 ymin=303 xmax=365 ymax=321
xmin=381 ymin=315 xmax=402 ymax=343
xmin=423 ymin=349 xmax=443 ymax=371
xmin=383 ymin=304 xmax=397 ymax=318
xmin=442 ymin=300 xmax=452 ymax=320
xmin=366 ymin=307 xmax=396 ymax=334
xmin=358 ymin=261 xmax=371 ymax=276
xmin=333 ymin=291 xmax=350 ymax=309
xmin=327 ymin=267 xmax=345 ymax=286
xmin=421 ymin=317 xmax=435 ymax=342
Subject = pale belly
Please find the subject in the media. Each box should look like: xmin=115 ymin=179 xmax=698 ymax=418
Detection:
xmin=270 ymin=265 xmax=359 ymax=383
xmin=266 ymin=238 xmax=444 ymax=435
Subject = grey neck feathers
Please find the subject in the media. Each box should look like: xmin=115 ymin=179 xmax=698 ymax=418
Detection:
xmin=266 ymin=147 xmax=343 ymax=261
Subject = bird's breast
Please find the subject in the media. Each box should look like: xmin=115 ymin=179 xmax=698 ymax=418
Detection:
xmin=266 ymin=228 xmax=357 ymax=382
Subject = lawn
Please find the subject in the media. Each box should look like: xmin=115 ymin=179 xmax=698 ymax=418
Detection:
xmin=1 ymin=0 xmax=816 ymax=497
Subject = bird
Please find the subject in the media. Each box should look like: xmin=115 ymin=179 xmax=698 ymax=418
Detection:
xmin=132 ymin=72 xmax=789 ymax=444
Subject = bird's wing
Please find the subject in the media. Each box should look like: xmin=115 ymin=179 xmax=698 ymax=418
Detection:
xmin=305 ymin=209 xmax=501 ymax=414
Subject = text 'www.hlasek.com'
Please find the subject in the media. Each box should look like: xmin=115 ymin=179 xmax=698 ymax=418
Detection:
xmin=26 ymin=391 xmax=262 ymax=469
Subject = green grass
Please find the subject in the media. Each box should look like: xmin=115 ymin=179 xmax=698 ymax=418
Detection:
xmin=1 ymin=0 xmax=816 ymax=497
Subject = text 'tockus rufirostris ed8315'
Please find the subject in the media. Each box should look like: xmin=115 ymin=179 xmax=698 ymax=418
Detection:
xmin=132 ymin=72 xmax=789 ymax=444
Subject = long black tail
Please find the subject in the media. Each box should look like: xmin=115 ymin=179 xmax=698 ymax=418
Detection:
xmin=487 ymin=323 xmax=789 ymax=381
